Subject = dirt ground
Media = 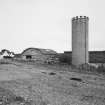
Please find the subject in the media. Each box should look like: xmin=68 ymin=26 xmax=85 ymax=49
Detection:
xmin=0 ymin=60 xmax=105 ymax=105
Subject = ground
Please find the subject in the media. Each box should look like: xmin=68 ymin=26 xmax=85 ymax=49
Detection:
xmin=0 ymin=60 xmax=105 ymax=105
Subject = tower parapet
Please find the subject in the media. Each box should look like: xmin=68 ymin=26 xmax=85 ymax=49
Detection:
xmin=72 ymin=16 xmax=89 ymax=22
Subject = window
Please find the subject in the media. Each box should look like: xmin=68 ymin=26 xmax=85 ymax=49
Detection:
xmin=26 ymin=55 xmax=32 ymax=59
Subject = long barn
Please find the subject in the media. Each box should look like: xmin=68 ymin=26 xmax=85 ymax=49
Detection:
xmin=14 ymin=48 xmax=59 ymax=64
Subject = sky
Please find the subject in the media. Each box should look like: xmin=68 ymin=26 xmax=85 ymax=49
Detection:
xmin=0 ymin=0 xmax=105 ymax=53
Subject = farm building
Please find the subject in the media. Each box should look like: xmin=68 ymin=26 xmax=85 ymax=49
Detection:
xmin=63 ymin=51 xmax=105 ymax=63
xmin=0 ymin=49 xmax=14 ymax=59
xmin=14 ymin=48 xmax=59 ymax=64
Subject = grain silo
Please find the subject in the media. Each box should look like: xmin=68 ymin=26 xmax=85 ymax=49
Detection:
xmin=72 ymin=16 xmax=89 ymax=66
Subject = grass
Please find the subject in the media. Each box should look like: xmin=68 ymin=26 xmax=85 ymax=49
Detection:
xmin=0 ymin=58 xmax=105 ymax=105
xmin=96 ymin=64 xmax=105 ymax=74
xmin=1 ymin=57 xmax=105 ymax=76
xmin=0 ymin=86 xmax=50 ymax=105
xmin=80 ymin=95 xmax=105 ymax=104
xmin=77 ymin=63 xmax=105 ymax=75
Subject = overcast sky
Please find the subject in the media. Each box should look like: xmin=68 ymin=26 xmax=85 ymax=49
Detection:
xmin=0 ymin=0 xmax=104 ymax=53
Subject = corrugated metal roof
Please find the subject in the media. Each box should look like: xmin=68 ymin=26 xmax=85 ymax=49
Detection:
xmin=21 ymin=48 xmax=57 ymax=55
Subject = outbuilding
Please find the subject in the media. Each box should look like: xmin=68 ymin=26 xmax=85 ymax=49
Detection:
xmin=20 ymin=48 xmax=58 ymax=63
